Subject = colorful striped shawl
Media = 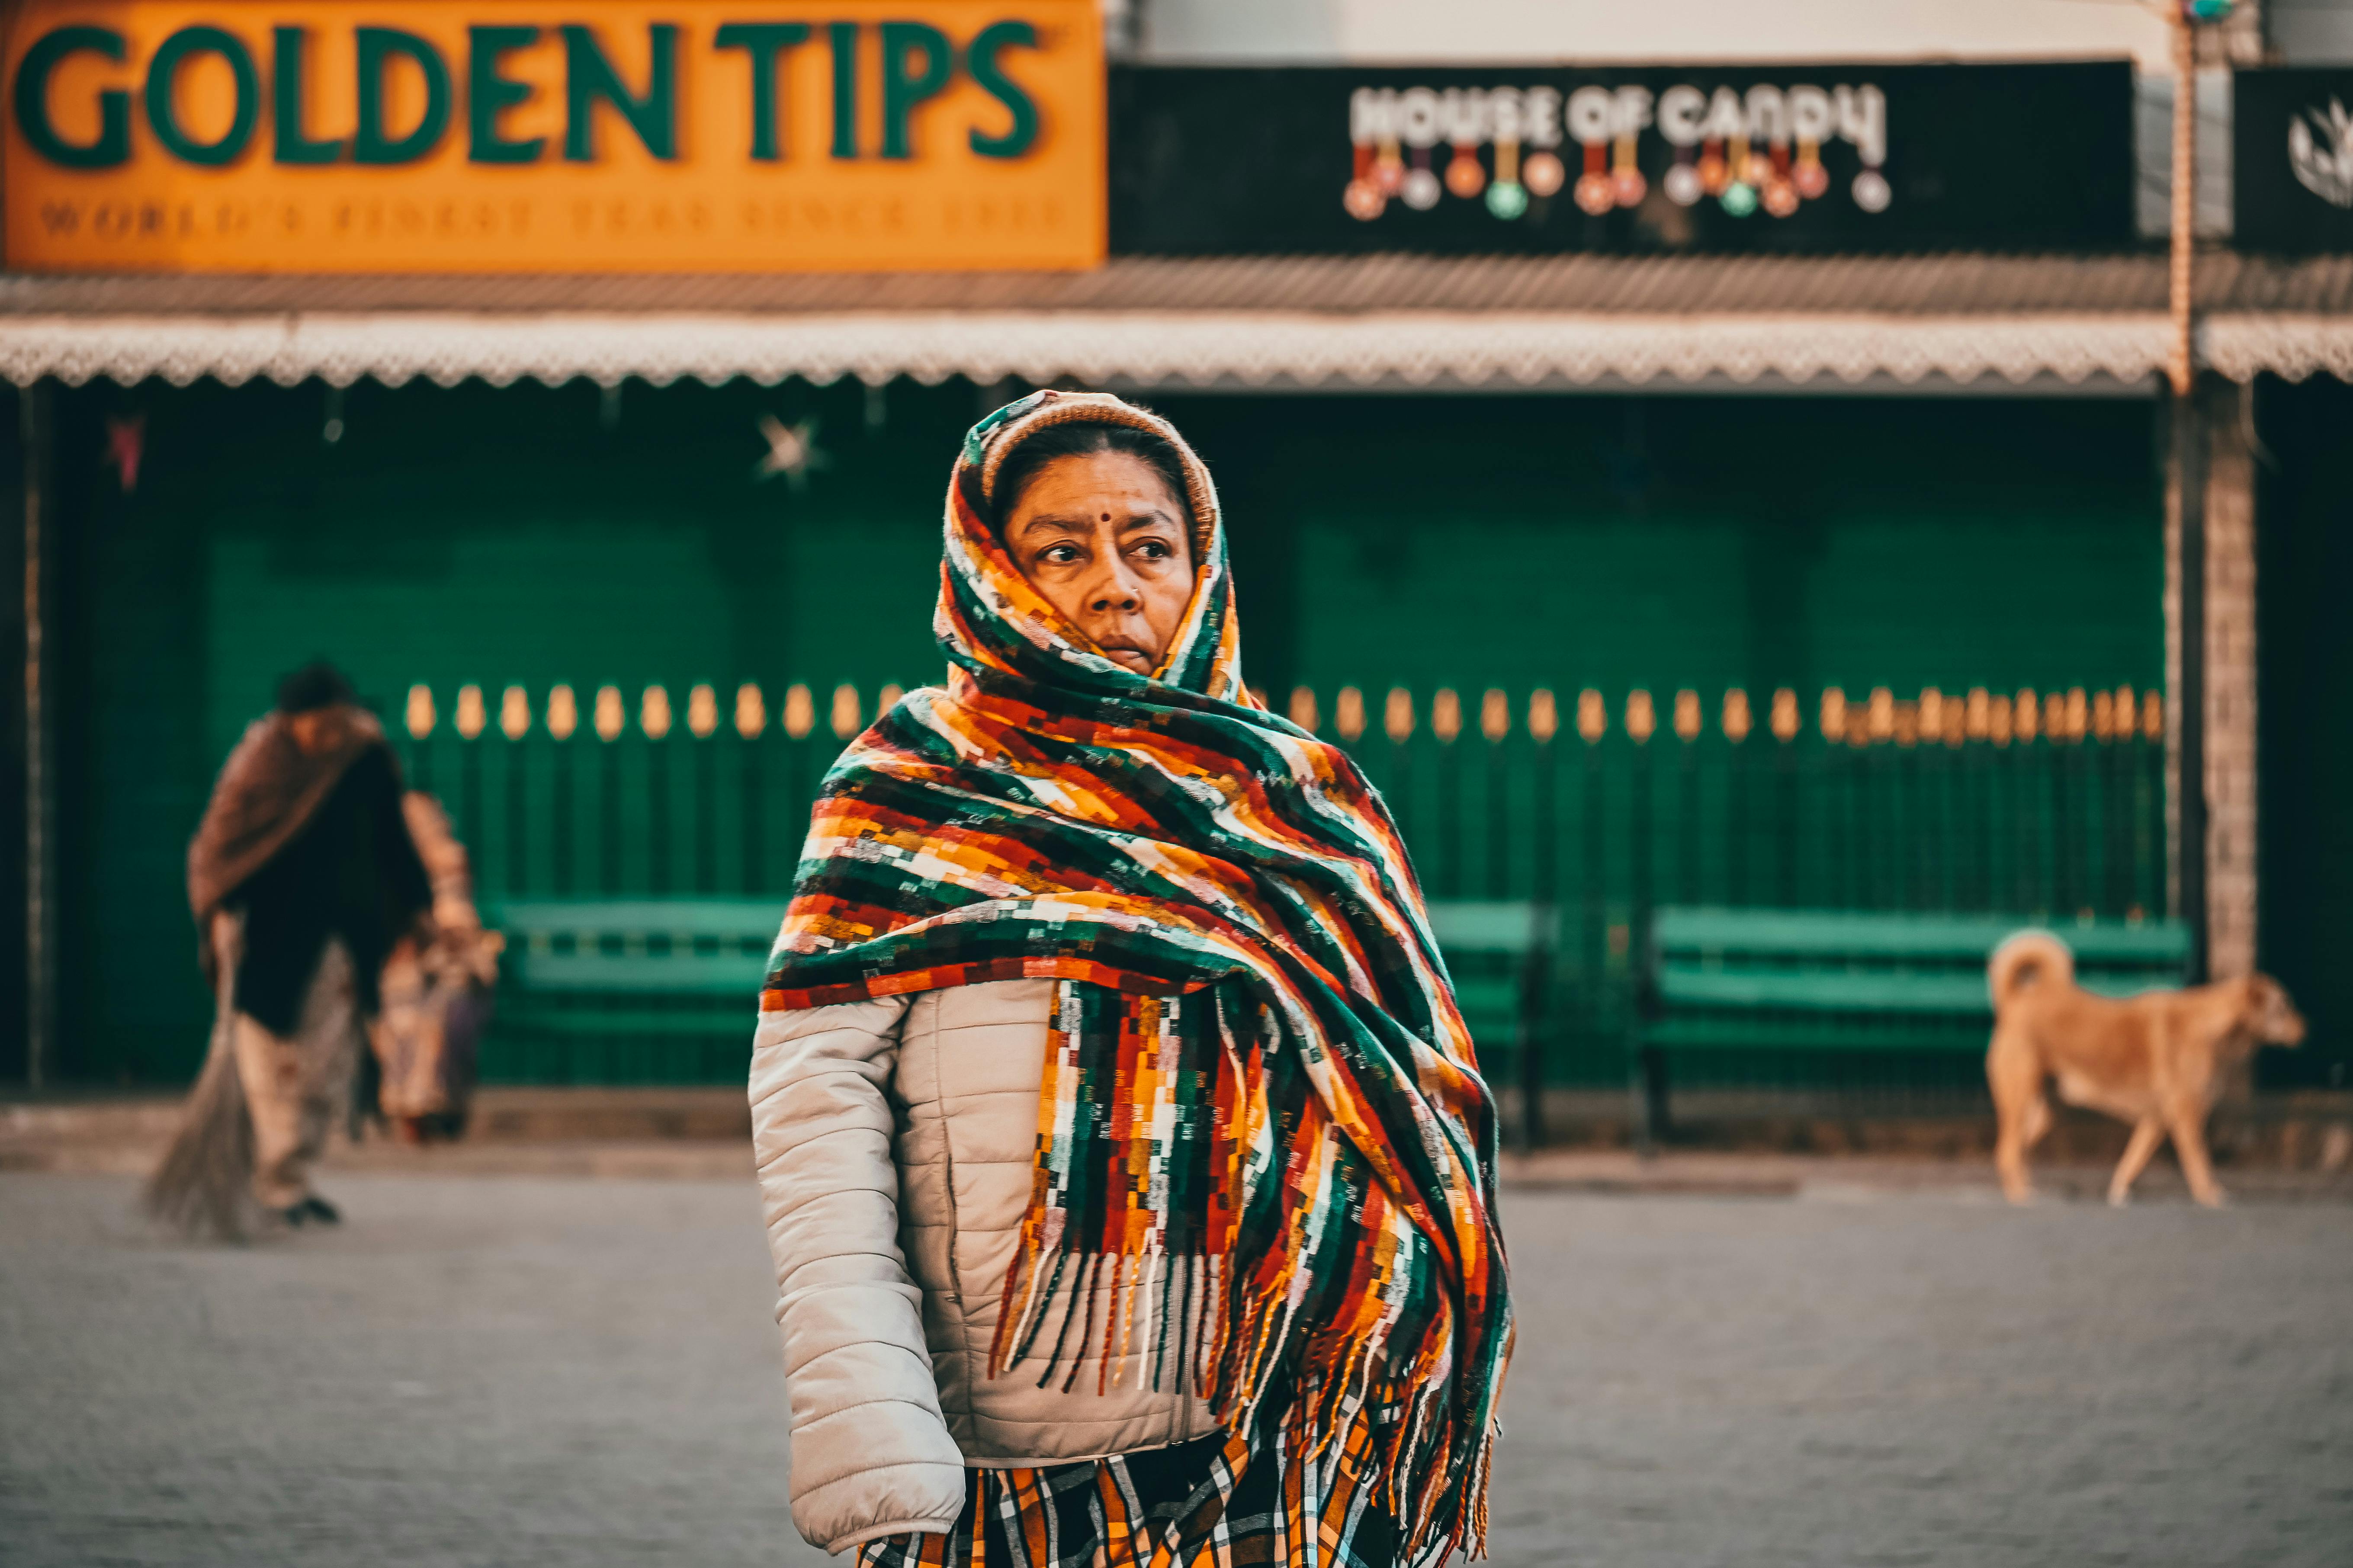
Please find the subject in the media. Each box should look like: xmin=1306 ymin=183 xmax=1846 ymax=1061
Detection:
xmin=762 ymin=391 xmax=1511 ymax=1564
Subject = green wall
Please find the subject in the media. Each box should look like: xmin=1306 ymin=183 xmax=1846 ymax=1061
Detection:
xmin=54 ymin=379 xmax=2163 ymax=1084
xmin=1153 ymin=394 xmax=2162 ymax=701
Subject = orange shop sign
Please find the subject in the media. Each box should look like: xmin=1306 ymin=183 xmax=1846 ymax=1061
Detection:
xmin=0 ymin=0 xmax=1104 ymax=271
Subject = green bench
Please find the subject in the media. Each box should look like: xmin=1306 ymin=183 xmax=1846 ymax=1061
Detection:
xmin=483 ymin=897 xmax=1556 ymax=1112
xmin=482 ymin=898 xmax=781 ymax=1082
xmin=1427 ymin=902 xmax=1558 ymax=1152
xmin=1627 ymin=907 xmax=2194 ymax=1150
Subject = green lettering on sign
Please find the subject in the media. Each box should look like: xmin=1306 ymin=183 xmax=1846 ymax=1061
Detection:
xmin=13 ymin=26 xmax=130 ymax=169
xmin=827 ymin=21 xmax=858 ymax=159
xmin=713 ymin=22 xmax=810 ymax=162
xmin=878 ymin=22 xmax=951 ymax=160
xmin=145 ymin=25 xmax=260 ymax=166
xmin=354 ymin=28 xmax=451 ymax=164
xmin=272 ymin=27 xmax=344 ymax=164
xmin=468 ymin=25 xmax=543 ymax=164
xmin=562 ymin=24 xmax=678 ymax=160
xmin=966 ymin=20 xmax=1038 ymax=160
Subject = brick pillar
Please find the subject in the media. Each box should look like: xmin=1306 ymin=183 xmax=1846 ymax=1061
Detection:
xmin=2202 ymin=382 xmax=2258 ymax=978
xmin=2164 ymin=379 xmax=2257 ymax=977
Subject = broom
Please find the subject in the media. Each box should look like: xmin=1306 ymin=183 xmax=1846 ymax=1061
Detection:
xmin=143 ymin=925 xmax=258 ymax=1242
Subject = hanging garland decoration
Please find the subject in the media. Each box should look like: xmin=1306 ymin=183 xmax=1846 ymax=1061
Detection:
xmin=1523 ymin=144 xmax=1566 ymax=198
xmin=1445 ymin=137 xmax=1487 ymax=199
xmin=1663 ymin=140 xmax=1702 ymax=205
xmin=1573 ymin=139 xmax=1612 ymax=215
xmin=1486 ymin=131 xmax=1528 ymax=218
xmin=1721 ymin=127 xmax=1758 ymax=214
xmin=1763 ymin=139 xmax=1799 ymax=216
xmin=1567 ymin=87 xmax=1616 ymax=215
xmin=1793 ymin=130 xmax=1829 ymax=199
xmin=1609 ymin=128 xmax=1646 ymax=206
xmin=1334 ymin=77 xmax=1895 ymax=228
xmin=1344 ymin=141 xmax=1386 ymax=220
xmin=1402 ymin=144 xmax=1441 ymax=209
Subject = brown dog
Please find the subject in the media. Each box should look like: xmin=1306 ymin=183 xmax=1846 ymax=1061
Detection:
xmin=1987 ymin=932 xmax=2306 ymax=1207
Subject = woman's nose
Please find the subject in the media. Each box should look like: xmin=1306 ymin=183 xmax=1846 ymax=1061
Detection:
xmin=1089 ymin=557 xmax=1143 ymax=612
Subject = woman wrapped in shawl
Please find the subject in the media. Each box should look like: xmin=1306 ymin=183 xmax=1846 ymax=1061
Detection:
xmin=750 ymin=392 xmax=1511 ymax=1568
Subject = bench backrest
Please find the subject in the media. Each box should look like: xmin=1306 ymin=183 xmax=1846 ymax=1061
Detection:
xmin=486 ymin=898 xmax=782 ymax=946
xmin=1427 ymin=901 xmax=1557 ymax=956
xmin=1651 ymin=907 xmax=2191 ymax=971
xmin=1645 ymin=905 xmax=2192 ymax=1017
xmin=483 ymin=898 xmax=780 ymax=997
xmin=482 ymin=898 xmax=1557 ymax=1031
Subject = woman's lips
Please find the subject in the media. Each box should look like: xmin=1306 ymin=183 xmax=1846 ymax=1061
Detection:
xmin=1093 ymin=632 xmax=1155 ymax=670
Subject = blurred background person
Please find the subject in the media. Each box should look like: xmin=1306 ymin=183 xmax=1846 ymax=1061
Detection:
xmin=146 ymin=662 xmax=431 ymax=1238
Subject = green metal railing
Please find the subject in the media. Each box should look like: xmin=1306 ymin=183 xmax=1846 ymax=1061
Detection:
xmin=401 ymin=677 xmax=2169 ymax=1092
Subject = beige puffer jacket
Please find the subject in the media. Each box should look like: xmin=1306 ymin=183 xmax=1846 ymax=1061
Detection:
xmin=751 ymin=977 xmax=1219 ymax=1555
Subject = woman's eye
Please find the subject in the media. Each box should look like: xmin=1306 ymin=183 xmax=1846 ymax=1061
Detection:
xmin=1042 ymin=545 xmax=1079 ymax=564
xmin=1136 ymin=541 xmax=1168 ymax=559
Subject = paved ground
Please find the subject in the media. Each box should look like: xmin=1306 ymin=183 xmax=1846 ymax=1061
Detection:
xmin=3 ymin=1173 xmax=2349 ymax=1568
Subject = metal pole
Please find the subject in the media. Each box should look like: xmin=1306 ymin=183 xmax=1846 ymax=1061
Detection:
xmin=2167 ymin=13 xmax=2196 ymax=401
xmin=2168 ymin=12 xmax=2209 ymax=981
xmin=22 ymin=381 xmax=54 ymax=1085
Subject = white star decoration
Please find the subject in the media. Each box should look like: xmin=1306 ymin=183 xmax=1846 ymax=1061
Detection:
xmin=754 ymin=414 xmax=829 ymax=491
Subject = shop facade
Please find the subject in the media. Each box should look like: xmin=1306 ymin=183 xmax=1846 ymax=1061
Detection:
xmin=5 ymin=17 xmax=2349 ymax=1090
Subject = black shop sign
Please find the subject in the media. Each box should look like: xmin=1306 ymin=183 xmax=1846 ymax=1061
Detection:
xmin=2234 ymin=68 xmax=2353 ymax=253
xmin=1110 ymin=61 xmax=2134 ymax=255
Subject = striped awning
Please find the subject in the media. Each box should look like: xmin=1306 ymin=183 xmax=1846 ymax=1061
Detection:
xmin=3 ymin=252 xmax=2347 ymax=390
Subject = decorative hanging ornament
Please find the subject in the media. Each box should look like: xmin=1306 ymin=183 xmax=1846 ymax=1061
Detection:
xmin=754 ymin=414 xmax=829 ymax=491
xmin=1486 ymin=137 xmax=1528 ymax=218
xmin=1697 ymin=138 xmax=1729 ymax=196
xmin=1664 ymin=147 xmax=1703 ymax=206
xmin=1574 ymin=142 xmax=1614 ymax=215
xmin=1762 ymin=140 xmax=1798 ymax=217
xmin=1445 ymin=142 xmax=1487 ymax=199
xmin=104 ymin=413 xmax=145 ymax=492
xmin=1610 ymin=132 xmax=1646 ymax=207
xmin=1344 ymin=144 xmax=1385 ymax=221
xmin=1793 ymin=137 xmax=1830 ymax=200
xmin=1740 ymin=142 xmax=1771 ymax=189
xmin=1719 ymin=132 xmax=1757 ymax=214
xmin=1852 ymin=166 xmax=1891 ymax=213
xmin=1374 ymin=135 xmax=1406 ymax=195
xmin=1401 ymin=147 xmax=1442 ymax=210
xmin=1523 ymin=148 xmax=1566 ymax=198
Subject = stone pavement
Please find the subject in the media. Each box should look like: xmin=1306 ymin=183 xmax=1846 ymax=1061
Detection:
xmin=3 ymin=1171 xmax=2350 ymax=1568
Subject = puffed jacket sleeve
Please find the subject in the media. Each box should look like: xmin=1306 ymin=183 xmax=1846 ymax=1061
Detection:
xmin=749 ymin=996 xmax=967 ymax=1555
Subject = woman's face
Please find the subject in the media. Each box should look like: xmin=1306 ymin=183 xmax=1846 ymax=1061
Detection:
xmin=1001 ymin=450 xmax=1196 ymax=676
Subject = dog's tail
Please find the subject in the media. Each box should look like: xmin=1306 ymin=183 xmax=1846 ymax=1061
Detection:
xmin=1988 ymin=930 xmax=2074 ymax=1015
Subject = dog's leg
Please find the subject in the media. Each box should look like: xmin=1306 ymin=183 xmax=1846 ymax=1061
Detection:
xmin=2167 ymin=1100 xmax=2228 ymax=1208
xmin=2107 ymin=1118 xmax=2166 ymax=1207
xmin=1989 ymin=1033 xmax=2044 ymax=1206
